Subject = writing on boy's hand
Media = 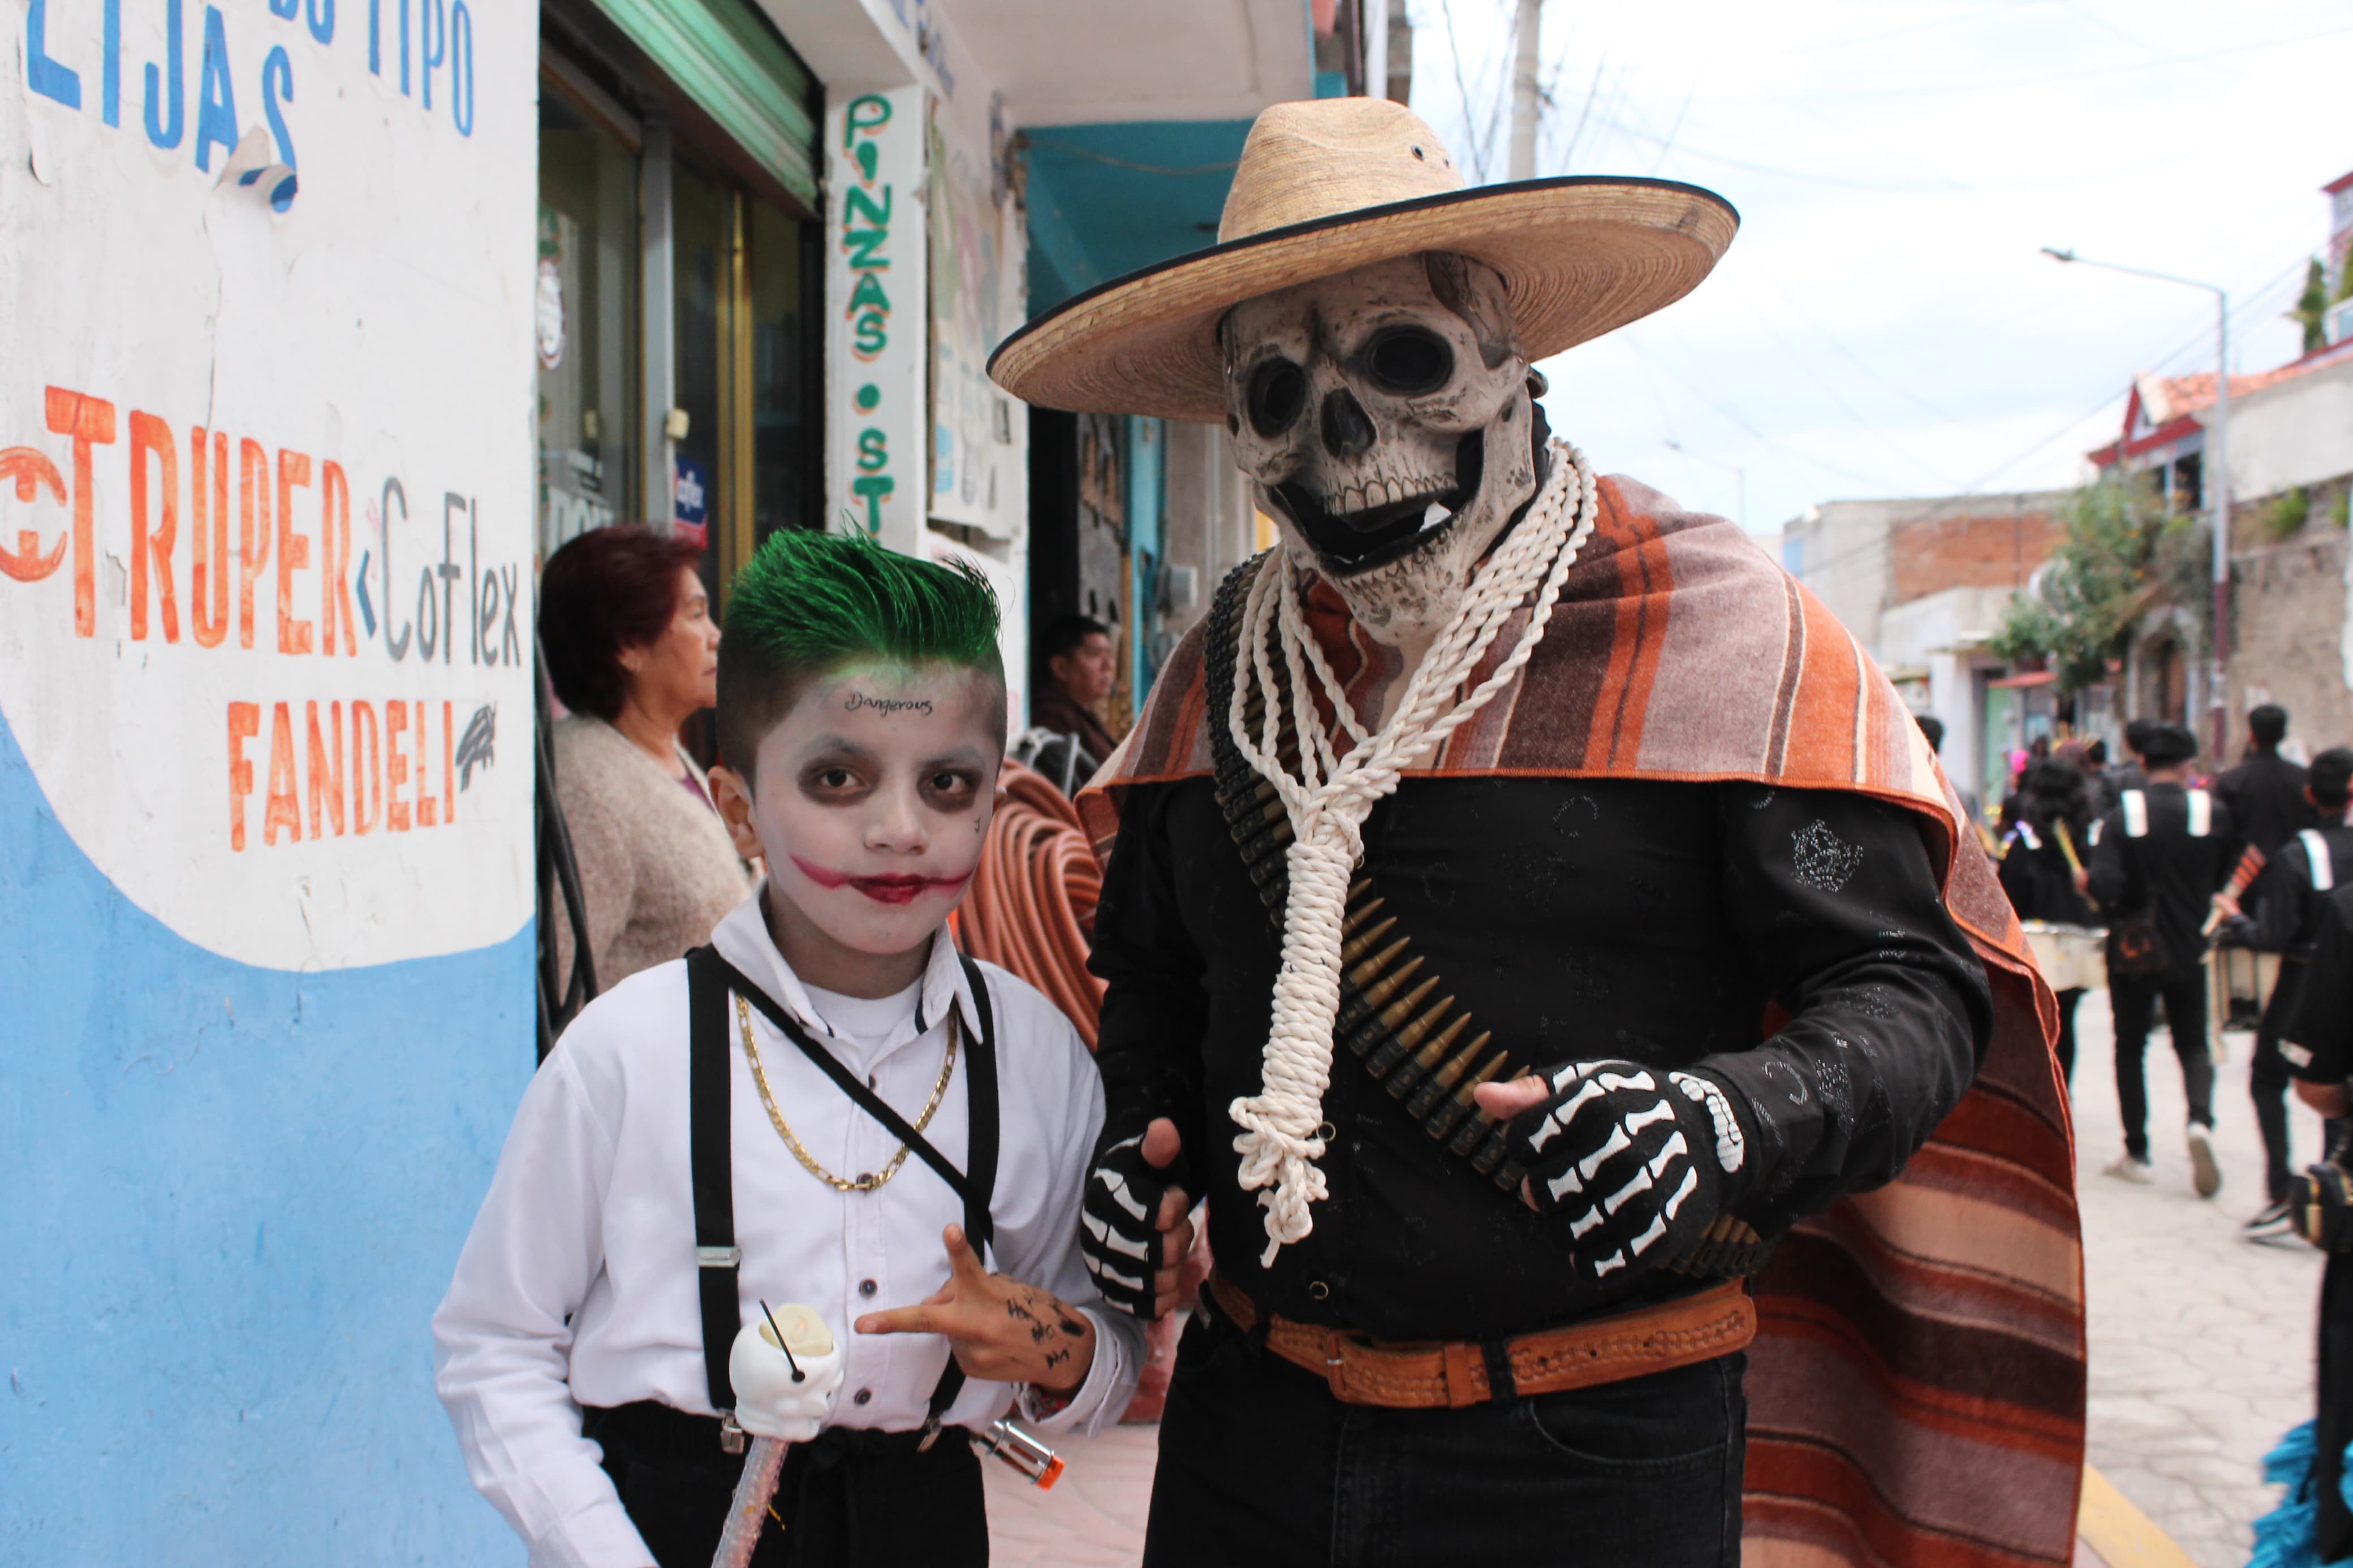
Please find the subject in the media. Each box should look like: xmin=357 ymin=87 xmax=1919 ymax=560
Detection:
xmin=854 ymin=1225 xmax=1098 ymax=1394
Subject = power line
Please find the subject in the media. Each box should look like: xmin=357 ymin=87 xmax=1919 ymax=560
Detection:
xmin=1438 ymin=0 xmax=1492 ymax=182
xmin=1783 ymin=0 xmax=2062 ymax=56
xmin=1727 ymin=22 xmax=2353 ymax=103
xmin=1785 ymin=259 xmax=2316 ymax=581
xmin=1755 ymin=271 xmax=1971 ymax=427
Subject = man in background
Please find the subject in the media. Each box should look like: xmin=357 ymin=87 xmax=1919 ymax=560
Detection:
xmin=2286 ymin=880 xmax=2353 ymax=1555
xmin=2240 ymin=747 xmax=2353 ymax=1236
xmin=2088 ymin=722 xmax=2236 ymax=1196
xmin=2098 ymin=719 xmax=2157 ymax=811
xmin=1916 ymin=714 xmax=1984 ymax=840
xmin=1031 ymin=615 xmax=1121 ymax=785
xmin=2218 ymin=703 xmax=2317 ymax=863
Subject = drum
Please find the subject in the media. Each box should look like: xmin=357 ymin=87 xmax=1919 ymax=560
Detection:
xmin=2210 ymin=945 xmax=2282 ymax=1034
xmin=2021 ymin=920 xmax=2106 ymax=993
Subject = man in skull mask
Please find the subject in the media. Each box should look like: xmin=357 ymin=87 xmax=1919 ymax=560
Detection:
xmin=991 ymin=99 xmax=2079 ymax=1566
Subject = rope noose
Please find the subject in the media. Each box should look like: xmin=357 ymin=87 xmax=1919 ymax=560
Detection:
xmin=1226 ymin=440 xmax=1600 ymax=1263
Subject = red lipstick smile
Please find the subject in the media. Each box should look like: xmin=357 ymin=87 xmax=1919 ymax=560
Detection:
xmin=791 ymin=856 xmax=972 ymax=906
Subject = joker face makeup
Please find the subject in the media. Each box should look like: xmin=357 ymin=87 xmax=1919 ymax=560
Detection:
xmin=1222 ymin=252 xmax=1541 ymax=645
xmin=714 ymin=660 xmax=1003 ymax=986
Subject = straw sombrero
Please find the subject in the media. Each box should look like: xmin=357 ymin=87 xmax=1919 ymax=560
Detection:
xmin=988 ymin=98 xmax=1738 ymax=424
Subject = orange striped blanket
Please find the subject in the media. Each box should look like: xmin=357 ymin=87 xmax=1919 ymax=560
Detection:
xmin=1078 ymin=475 xmax=2082 ymax=1567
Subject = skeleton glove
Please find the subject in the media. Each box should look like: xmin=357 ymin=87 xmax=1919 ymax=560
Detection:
xmin=1079 ymin=1126 xmax=1190 ymax=1320
xmin=1505 ymin=1061 xmax=1751 ymax=1288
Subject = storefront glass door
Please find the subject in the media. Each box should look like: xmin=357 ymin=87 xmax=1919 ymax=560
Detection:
xmin=536 ymin=90 xmax=641 ymax=563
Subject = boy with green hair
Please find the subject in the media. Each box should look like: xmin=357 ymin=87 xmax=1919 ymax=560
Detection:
xmin=435 ymin=530 xmax=1143 ymax=1567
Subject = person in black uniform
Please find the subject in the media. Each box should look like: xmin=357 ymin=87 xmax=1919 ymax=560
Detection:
xmin=2237 ymin=747 xmax=2353 ymax=1235
xmin=2087 ymin=721 xmax=2236 ymax=1195
xmin=1999 ymin=757 xmax=2100 ymax=1085
xmin=2217 ymin=703 xmax=2317 ymax=863
xmin=2286 ymin=884 xmax=2353 ymax=1556
xmin=2098 ymin=719 xmax=2157 ymax=813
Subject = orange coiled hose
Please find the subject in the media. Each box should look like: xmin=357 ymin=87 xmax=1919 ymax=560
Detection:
xmin=955 ymin=759 xmax=1106 ymax=1048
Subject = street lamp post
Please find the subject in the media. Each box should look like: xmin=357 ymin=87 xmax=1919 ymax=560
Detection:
xmin=1664 ymin=439 xmax=1747 ymax=531
xmin=2041 ymin=247 xmax=2232 ymax=759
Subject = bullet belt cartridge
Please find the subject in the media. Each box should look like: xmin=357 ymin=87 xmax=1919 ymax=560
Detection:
xmin=1413 ymin=1038 xmax=1500 ymax=1131
xmin=1356 ymin=986 xmax=1452 ymax=1070
xmin=1382 ymin=1014 xmax=1473 ymax=1100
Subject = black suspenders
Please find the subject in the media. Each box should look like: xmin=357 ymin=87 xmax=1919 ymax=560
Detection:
xmin=683 ymin=943 xmax=1000 ymax=1447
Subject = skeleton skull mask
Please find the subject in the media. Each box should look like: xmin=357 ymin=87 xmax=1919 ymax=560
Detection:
xmin=1222 ymin=252 xmax=1543 ymax=638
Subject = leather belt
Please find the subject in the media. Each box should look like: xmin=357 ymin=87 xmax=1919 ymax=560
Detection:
xmin=1206 ymin=1272 xmax=1756 ymax=1410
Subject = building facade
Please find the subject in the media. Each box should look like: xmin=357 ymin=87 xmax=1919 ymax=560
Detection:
xmin=1785 ymin=490 xmax=2067 ymax=810
xmin=0 ymin=0 xmax=1330 ymax=1557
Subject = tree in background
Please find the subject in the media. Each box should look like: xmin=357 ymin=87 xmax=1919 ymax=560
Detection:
xmin=1988 ymin=477 xmax=2208 ymax=692
xmin=2289 ymin=255 xmax=2353 ymax=355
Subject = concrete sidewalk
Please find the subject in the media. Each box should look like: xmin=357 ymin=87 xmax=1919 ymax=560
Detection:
xmin=2073 ymin=986 xmax=2322 ymax=1566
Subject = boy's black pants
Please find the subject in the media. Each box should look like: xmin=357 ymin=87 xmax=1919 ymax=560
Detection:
xmin=583 ymin=1402 xmax=988 ymax=1567
xmin=2252 ymin=961 xmax=2307 ymax=1202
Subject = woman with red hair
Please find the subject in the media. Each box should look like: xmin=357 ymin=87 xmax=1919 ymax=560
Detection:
xmin=541 ymin=525 xmax=749 ymax=988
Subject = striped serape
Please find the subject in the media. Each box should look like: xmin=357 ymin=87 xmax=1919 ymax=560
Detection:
xmin=1078 ymin=475 xmax=2083 ymax=1567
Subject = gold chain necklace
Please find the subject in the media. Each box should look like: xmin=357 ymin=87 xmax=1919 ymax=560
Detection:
xmin=736 ymin=993 xmax=958 ymax=1193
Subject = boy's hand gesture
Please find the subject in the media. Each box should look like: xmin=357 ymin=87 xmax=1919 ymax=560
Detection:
xmin=854 ymin=1225 xmax=1097 ymax=1394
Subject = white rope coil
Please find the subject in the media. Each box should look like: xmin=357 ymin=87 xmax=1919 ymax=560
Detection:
xmin=1226 ymin=440 xmax=1599 ymax=1263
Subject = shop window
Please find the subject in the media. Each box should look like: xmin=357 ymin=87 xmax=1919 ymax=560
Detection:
xmin=745 ymin=200 xmax=812 ymax=545
xmin=671 ymin=158 xmax=727 ymax=551
xmin=536 ymin=89 xmax=640 ymax=562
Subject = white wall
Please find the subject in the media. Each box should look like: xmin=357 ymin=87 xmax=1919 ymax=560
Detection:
xmin=1878 ymin=583 xmax=2020 ymax=807
xmin=2225 ymin=355 xmax=2353 ymax=502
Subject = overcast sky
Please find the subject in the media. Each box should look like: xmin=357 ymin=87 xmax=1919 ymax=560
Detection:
xmin=1407 ymin=0 xmax=2353 ymax=535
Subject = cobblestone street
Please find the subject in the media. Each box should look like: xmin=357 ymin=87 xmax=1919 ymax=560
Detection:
xmin=2074 ymin=986 xmax=2326 ymax=1566
xmin=987 ymin=988 xmax=2336 ymax=1566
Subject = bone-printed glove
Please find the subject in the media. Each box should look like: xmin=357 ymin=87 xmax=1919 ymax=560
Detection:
xmin=1079 ymin=1121 xmax=1191 ymax=1320
xmin=1503 ymin=1061 xmax=1750 ymax=1288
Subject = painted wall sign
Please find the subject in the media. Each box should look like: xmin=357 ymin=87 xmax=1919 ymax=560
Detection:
xmin=824 ymin=83 xmax=925 ymax=554
xmin=0 ymin=0 xmax=536 ymax=972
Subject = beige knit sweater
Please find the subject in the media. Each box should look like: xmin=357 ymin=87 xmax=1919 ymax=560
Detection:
xmin=549 ymin=715 xmax=752 ymax=991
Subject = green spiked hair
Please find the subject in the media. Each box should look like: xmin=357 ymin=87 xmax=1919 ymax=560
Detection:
xmin=716 ymin=528 xmax=1003 ymax=777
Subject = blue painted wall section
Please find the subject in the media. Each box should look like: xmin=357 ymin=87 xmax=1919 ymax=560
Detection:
xmin=1020 ymin=118 xmax=1252 ymax=314
xmin=0 ymin=708 xmax=532 ymax=1565
xmin=1126 ymin=415 xmax=1165 ymax=699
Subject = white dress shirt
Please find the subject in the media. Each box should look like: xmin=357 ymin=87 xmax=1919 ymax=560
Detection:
xmin=432 ymin=895 xmax=1141 ymax=1568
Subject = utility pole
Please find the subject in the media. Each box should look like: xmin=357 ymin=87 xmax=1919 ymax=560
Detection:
xmin=2210 ymin=304 xmax=2232 ymax=759
xmin=1508 ymin=0 xmax=1543 ymax=180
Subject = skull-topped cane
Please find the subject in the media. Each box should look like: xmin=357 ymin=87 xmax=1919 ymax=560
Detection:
xmin=712 ymin=1302 xmax=846 ymax=1568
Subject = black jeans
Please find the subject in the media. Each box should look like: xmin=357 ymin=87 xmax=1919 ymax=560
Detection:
xmin=2054 ymin=987 xmax=2083 ymax=1086
xmin=2252 ymin=962 xmax=2307 ymax=1202
xmin=1143 ymin=1299 xmax=1746 ymax=1567
xmin=2111 ymin=967 xmax=2215 ymax=1160
xmin=582 ymin=1403 xmax=987 ymax=1568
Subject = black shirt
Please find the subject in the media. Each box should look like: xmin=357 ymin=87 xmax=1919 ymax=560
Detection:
xmin=2253 ymin=825 xmax=2353 ymax=958
xmin=2087 ymin=784 xmax=2237 ymax=978
xmin=2289 ymin=885 xmax=2353 ymax=1085
xmin=1090 ymin=774 xmax=1992 ymax=1341
xmin=1997 ymin=817 xmax=2097 ymax=927
xmin=2217 ymin=751 xmax=2317 ymax=860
